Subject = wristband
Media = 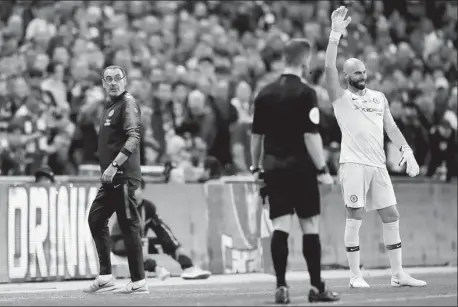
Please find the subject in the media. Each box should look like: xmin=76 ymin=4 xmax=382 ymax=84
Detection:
xmin=329 ymin=30 xmax=342 ymax=42
xmin=400 ymin=145 xmax=412 ymax=152
xmin=317 ymin=166 xmax=329 ymax=175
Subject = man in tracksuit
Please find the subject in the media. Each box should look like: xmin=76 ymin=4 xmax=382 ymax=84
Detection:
xmin=83 ymin=65 xmax=147 ymax=295
xmin=110 ymin=179 xmax=211 ymax=280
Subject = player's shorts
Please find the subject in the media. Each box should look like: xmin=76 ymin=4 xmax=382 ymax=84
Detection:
xmin=339 ymin=163 xmax=397 ymax=211
xmin=263 ymin=168 xmax=320 ymax=220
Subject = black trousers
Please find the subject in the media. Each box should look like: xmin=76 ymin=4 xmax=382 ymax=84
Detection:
xmin=88 ymin=179 xmax=145 ymax=281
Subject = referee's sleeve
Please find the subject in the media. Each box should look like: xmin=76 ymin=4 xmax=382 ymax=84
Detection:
xmin=251 ymin=92 xmax=267 ymax=134
xmin=301 ymin=88 xmax=320 ymax=134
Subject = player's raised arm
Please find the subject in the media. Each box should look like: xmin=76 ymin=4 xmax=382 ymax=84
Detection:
xmin=382 ymin=95 xmax=420 ymax=177
xmin=325 ymin=6 xmax=351 ymax=103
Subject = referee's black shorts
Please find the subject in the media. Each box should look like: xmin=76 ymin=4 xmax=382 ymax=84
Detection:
xmin=263 ymin=167 xmax=320 ymax=220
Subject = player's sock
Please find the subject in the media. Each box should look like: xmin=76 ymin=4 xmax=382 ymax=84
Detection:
xmin=382 ymin=221 xmax=402 ymax=275
xmin=98 ymin=274 xmax=113 ymax=282
xmin=345 ymin=219 xmax=362 ymax=277
xmin=302 ymin=234 xmax=325 ymax=293
xmin=177 ymin=254 xmax=193 ymax=270
xmin=271 ymin=230 xmax=289 ymax=288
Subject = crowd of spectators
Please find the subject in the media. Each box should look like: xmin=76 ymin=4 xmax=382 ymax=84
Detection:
xmin=0 ymin=0 xmax=456 ymax=182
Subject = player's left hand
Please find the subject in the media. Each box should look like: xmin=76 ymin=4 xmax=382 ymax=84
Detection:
xmin=101 ymin=165 xmax=117 ymax=184
xmin=318 ymin=172 xmax=334 ymax=185
xmin=399 ymin=147 xmax=420 ymax=177
xmin=331 ymin=6 xmax=352 ymax=34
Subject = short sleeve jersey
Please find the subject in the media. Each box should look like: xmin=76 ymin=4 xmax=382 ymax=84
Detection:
xmin=332 ymin=88 xmax=389 ymax=167
xmin=252 ymin=74 xmax=320 ymax=159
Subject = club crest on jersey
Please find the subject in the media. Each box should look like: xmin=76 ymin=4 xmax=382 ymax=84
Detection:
xmin=108 ymin=110 xmax=114 ymax=117
xmin=373 ymin=97 xmax=380 ymax=104
xmin=350 ymin=195 xmax=358 ymax=203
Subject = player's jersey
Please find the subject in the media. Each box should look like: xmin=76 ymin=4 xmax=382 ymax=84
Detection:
xmin=333 ymin=89 xmax=387 ymax=168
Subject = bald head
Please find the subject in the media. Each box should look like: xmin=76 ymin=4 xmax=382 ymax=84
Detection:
xmin=343 ymin=58 xmax=366 ymax=75
xmin=343 ymin=58 xmax=367 ymax=91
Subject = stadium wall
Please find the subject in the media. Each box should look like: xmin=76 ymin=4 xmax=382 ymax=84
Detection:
xmin=0 ymin=178 xmax=455 ymax=283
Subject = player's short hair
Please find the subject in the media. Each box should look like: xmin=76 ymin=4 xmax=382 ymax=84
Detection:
xmin=102 ymin=65 xmax=126 ymax=79
xmin=283 ymin=38 xmax=312 ymax=67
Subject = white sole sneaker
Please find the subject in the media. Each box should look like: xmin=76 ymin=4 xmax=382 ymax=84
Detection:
xmin=83 ymin=278 xmax=117 ymax=294
xmin=181 ymin=271 xmax=211 ymax=280
xmin=391 ymin=279 xmax=427 ymax=287
xmin=349 ymin=277 xmax=370 ymax=288
xmin=157 ymin=270 xmax=171 ymax=281
xmin=93 ymin=285 xmax=117 ymax=293
xmin=391 ymin=273 xmax=427 ymax=287
xmin=113 ymin=287 xmax=149 ymax=295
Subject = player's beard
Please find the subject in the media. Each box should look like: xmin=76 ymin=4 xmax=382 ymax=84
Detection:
xmin=349 ymin=78 xmax=366 ymax=90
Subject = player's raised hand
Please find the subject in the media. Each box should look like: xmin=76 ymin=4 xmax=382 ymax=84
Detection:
xmin=331 ymin=6 xmax=352 ymax=34
xmin=399 ymin=147 xmax=420 ymax=177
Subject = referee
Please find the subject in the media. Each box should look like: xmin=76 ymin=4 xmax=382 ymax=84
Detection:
xmin=250 ymin=39 xmax=339 ymax=304
xmin=83 ymin=65 xmax=147 ymax=295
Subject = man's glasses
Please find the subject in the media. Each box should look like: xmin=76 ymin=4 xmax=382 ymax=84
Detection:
xmin=103 ymin=74 xmax=125 ymax=83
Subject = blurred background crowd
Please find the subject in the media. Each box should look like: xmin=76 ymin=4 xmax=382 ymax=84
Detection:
xmin=0 ymin=0 xmax=456 ymax=182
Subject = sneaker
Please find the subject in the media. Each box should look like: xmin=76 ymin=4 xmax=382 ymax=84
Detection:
xmin=391 ymin=272 xmax=427 ymax=287
xmin=156 ymin=266 xmax=171 ymax=281
xmin=113 ymin=280 xmax=149 ymax=294
xmin=349 ymin=276 xmax=370 ymax=288
xmin=180 ymin=266 xmax=211 ymax=280
xmin=274 ymin=286 xmax=290 ymax=304
xmin=308 ymin=286 xmax=340 ymax=303
xmin=83 ymin=276 xmax=117 ymax=294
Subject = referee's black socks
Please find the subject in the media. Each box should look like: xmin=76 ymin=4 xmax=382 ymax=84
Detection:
xmin=303 ymin=234 xmax=325 ymax=293
xmin=271 ymin=230 xmax=289 ymax=288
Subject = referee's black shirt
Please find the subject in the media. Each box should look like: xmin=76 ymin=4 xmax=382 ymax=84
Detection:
xmin=252 ymin=74 xmax=320 ymax=171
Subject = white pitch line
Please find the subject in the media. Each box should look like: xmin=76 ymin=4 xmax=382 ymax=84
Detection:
xmin=0 ymin=267 xmax=455 ymax=295
xmin=287 ymin=293 xmax=458 ymax=306
xmin=0 ymin=290 xmax=456 ymax=305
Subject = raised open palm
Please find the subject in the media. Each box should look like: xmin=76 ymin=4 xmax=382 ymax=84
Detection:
xmin=331 ymin=6 xmax=352 ymax=33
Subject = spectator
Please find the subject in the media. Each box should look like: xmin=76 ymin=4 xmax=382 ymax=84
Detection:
xmin=151 ymin=80 xmax=177 ymax=164
xmin=180 ymin=89 xmax=216 ymax=152
xmin=207 ymin=78 xmax=238 ymax=172
xmin=0 ymin=1 xmax=454 ymax=181
xmin=41 ymin=62 xmax=68 ymax=110
xmin=230 ymin=80 xmax=253 ymax=173
xmin=427 ymin=116 xmax=456 ymax=182
xmin=231 ymin=80 xmax=253 ymax=124
xmin=34 ymin=165 xmax=55 ymax=183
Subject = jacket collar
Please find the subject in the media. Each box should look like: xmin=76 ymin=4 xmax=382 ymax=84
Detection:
xmin=105 ymin=91 xmax=127 ymax=108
